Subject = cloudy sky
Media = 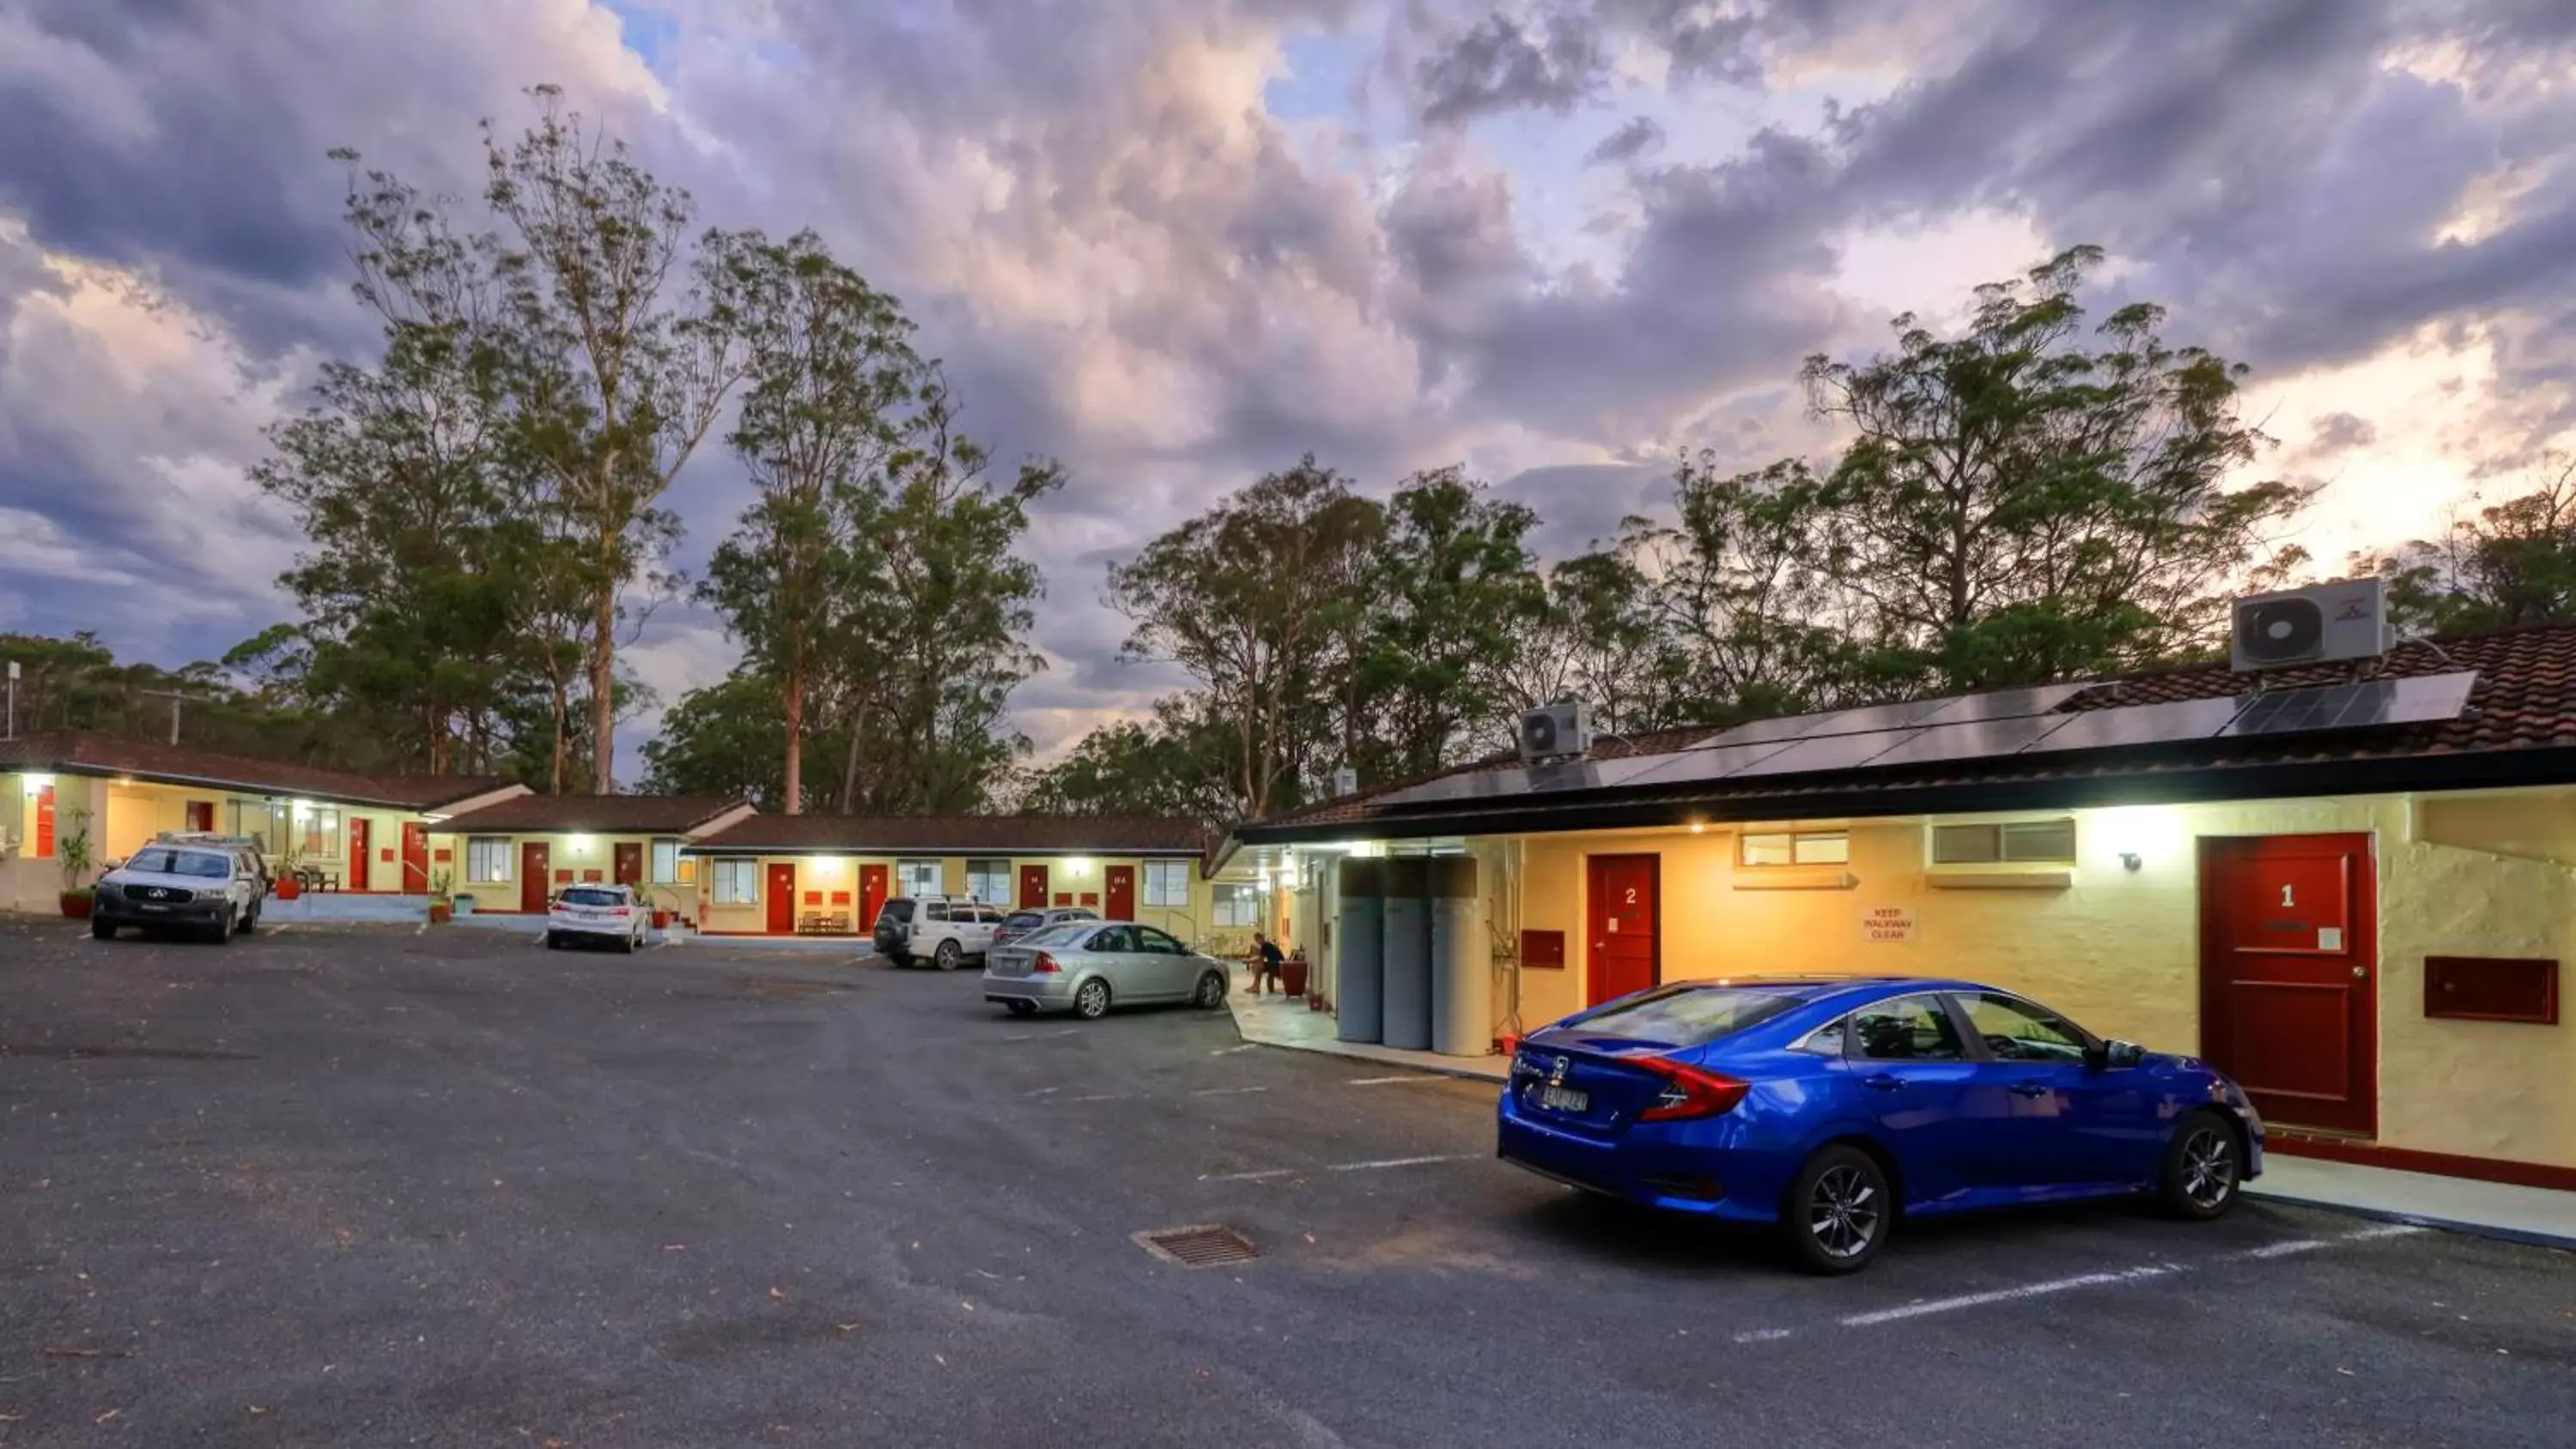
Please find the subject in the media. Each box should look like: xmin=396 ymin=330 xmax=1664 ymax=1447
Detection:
xmin=4 ymin=0 xmax=2573 ymax=778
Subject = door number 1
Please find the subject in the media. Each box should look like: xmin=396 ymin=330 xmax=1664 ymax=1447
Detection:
xmin=2280 ymin=883 xmax=2294 ymax=908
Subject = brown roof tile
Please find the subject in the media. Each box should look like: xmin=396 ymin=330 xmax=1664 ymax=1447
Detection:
xmin=689 ymin=815 xmax=1212 ymax=856
xmin=431 ymin=794 xmax=751 ymax=835
xmin=0 ymin=731 xmax=518 ymax=811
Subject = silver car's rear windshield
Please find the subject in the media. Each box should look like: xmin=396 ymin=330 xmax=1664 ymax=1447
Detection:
xmin=123 ymin=848 xmax=229 ymax=879
xmin=559 ymin=888 xmax=625 ymax=906
xmin=1573 ymin=985 xmax=1807 ymax=1046
xmin=1015 ymin=923 xmax=1093 ymax=949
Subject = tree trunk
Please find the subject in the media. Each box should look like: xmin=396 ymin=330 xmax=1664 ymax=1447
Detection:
xmin=549 ymin=676 xmax=571 ymax=795
xmin=782 ymin=664 xmax=805 ymax=815
xmin=839 ymin=702 xmax=866 ymax=814
xmin=588 ymin=571 xmax=617 ymax=796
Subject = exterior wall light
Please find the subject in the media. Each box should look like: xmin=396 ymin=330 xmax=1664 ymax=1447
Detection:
xmin=568 ymin=834 xmax=596 ymax=853
xmin=2093 ymin=805 xmax=2183 ymax=872
xmin=2119 ymin=852 xmax=2143 ymax=872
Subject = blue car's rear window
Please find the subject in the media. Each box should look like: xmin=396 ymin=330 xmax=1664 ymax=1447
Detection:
xmin=1575 ymin=985 xmax=1806 ymax=1046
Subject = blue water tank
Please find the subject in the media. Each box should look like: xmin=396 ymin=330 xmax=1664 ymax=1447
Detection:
xmin=1336 ymin=858 xmax=1385 ymax=1044
xmin=1381 ymin=858 xmax=1432 ymax=1051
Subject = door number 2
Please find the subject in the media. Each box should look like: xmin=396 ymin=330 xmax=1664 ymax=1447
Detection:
xmin=2280 ymin=883 xmax=2295 ymax=908
xmin=1624 ymin=888 xmax=1637 ymax=905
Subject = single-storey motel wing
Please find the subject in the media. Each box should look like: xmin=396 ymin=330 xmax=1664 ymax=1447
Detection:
xmin=1224 ymin=623 xmax=2576 ymax=1191
xmin=677 ymin=814 xmax=1250 ymax=943
xmin=423 ymin=793 xmax=756 ymax=917
xmin=0 ymin=731 xmax=526 ymax=912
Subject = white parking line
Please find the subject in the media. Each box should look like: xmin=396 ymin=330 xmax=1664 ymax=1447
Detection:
xmin=1000 ymin=1028 xmax=1083 ymax=1042
xmin=1735 ymin=1223 xmax=2430 ymax=1343
xmin=1210 ymin=1045 xmax=1259 ymax=1056
xmin=1063 ymin=1092 xmax=1133 ymax=1103
xmin=1346 ymin=1075 xmax=1441 ymax=1086
xmin=1327 ymin=1153 xmax=1482 ymax=1172
xmin=1025 ymin=1086 xmax=1061 ymax=1098
xmin=1204 ymin=1168 xmax=1297 ymax=1182
xmin=1191 ymin=1086 xmax=1267 ymax=1097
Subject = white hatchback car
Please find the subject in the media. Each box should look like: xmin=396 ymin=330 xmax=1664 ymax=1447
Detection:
xmin=545 ymin=883 xmax=651 ymax=953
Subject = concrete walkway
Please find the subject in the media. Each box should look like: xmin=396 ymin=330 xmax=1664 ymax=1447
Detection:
xmin=1225 ymin=969 xmax=1507 ymax=1082
xmin=1222 ymin=977 xmax=2576 ymax=1252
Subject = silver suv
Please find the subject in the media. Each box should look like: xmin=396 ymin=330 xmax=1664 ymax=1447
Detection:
xmin=898 ymin=895 xmax=1007 ymax=971
xmin=94 ymin=842 xmax=264 ymax=943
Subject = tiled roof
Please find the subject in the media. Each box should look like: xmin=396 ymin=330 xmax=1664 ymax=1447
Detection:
xmin=688 ymin=814 xmax=1213 ymax=856
xmin=431 ymin=794 xmax=750 ymax=835
xmin=0 ymin=731 xmax=519 ymax=811
xmin=1243 ymin=622 xmax=2576 ymax=840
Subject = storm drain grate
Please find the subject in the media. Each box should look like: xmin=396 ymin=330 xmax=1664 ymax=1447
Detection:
xmin=1133 ymin=1225 xmax=1259 ymax=1268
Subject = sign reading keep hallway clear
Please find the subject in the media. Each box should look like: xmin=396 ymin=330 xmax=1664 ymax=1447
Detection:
xmin=1861 ymin=906 xmax=1917 ymax=944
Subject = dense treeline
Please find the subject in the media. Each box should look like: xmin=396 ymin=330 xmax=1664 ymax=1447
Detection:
xmin=20 ymin=95 xmax=2575 ymax=821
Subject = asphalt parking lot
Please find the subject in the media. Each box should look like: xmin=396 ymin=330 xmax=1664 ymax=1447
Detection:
xmin=3 ymin=916 xmax=2573 ymax=1447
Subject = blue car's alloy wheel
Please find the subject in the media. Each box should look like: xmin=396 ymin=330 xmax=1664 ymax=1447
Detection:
xmin=1787 ymin=1146 xmax=1888 ymax=1274
xmin=2161 ymin=1110 xmax=2242 ymax=1221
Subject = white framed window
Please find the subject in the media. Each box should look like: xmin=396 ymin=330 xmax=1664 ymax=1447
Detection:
xmin=965 ymin=858 xmax=1012 ymax=904
xmin=1211 ymin=882 xmax=1260 ymax=929
xmin=1931 ymin=819 xmax=2077 ymax=866
xmin=225 ymin=798 xmax=285 ymax=852
xmin=465 ymin=837 xmax=512 ymax=884
xmin=650 ymin=838 xmax=683 ymax=884
xmin=897 ymin=858 xmax=943 ymax=897
xmin=713 ymin=858 xmax=759 ymax=906
xmin=1142 ymin=859 xmax=1190 ymax=908
xmin=1741 ymin=829 xmax=1848 ymax=867
xmin=300 ymin=806 xmax=343 ymax=859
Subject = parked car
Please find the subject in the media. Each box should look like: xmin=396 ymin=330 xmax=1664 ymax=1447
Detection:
xmin=896 ymin=895 xmax=1008 ymax=971
xmin=982 ymin=920 xmax=1231 ymax=1020
xmin=1496 ymin=975 xmax=2262 ymax=1274
xmin=872 ymin=898 xmax=916 ymax=959
xmin=545 ymin=883 xmax=651 ymax=953
xmin=91 ymin=842 xmax=264 ymax=943
xmin=991 ymin=905 xmax=1098 ymax=953
xmin=151 ymin=832 xmax=273 ymax=900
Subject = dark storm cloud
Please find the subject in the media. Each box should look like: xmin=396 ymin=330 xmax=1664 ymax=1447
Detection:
xmin=1583 ymin=116 xmax=1664 ymax=167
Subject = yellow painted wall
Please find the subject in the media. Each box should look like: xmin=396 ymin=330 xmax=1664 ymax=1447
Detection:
xmin=1 ymin=774 xmax=452 ymax=909
xmin=428 ymin=831 xmax=696 ymax=914
xmin=1465 ymin=791 xmax=2576 ymax=1171
xmin=691 ymin=853 xmax=1231 ymax=942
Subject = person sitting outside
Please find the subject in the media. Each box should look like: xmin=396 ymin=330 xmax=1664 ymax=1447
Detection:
xmin=1249 ymin=931 xmax=1286 ymax=997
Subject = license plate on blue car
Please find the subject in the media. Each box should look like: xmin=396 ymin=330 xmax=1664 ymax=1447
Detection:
xmin=1539 ymin=1085 xmax=1589 ymax=1113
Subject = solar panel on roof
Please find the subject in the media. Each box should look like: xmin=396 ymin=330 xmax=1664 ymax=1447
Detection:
xmin=2018 ymin=695 xmax=2247 ymax=755
xmin=1620 ymin=739 xmax=1805 ymax=790
xmin=1862 ymin=712 xmax=2076 ymax=770
xmin=1371 ymin=753 xmax=1673 ymax=811
xmin=2221 ymin=670 xmax=2476 ymax=739
xmin=1911 ymin=682 xmax=2089 ymax=728
xmin=1722 ymin=727 xmax=1928 ymax=780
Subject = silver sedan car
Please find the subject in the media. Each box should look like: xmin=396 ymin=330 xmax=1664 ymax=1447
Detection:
xmin=981 ymin=920 xmax=1231 ymax=1020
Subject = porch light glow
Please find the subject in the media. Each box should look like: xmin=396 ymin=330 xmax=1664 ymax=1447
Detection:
xmin=1066 ymin=856 xmax=1092 ymax=876
xmin=808 ymin=855 xmax=839 ymax=874
xmin=2093 ymin=805 xmax=2183 ymax=869
xmin=21 ymin=773 xmax=52 ymax=791
xmin=568 ymin=834 xmax=595 ymax=852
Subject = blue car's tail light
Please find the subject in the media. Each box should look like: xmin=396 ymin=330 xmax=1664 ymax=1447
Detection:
xmin=1634 ymin=1058 xmax=1751 ymax=1121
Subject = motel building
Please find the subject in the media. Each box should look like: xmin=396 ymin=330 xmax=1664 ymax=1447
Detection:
xmin=0 ymin=731 xmax=526 ymax=911
xmin=1227 ymin=618 xmax=2576 ymax=1194
xmin=423 ymin=794 xmax=756 ymax=919
xmin=678 ymin=815 xmax=1253 ymax=944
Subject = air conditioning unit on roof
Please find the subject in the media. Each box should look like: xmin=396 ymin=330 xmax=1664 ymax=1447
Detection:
xmin=2230 ymin=579 xmax=2391 ymax=673
xmin=1518 ymin=701 xmax=1592 ymax=763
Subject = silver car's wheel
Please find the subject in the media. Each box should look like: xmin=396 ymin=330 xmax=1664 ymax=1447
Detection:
xmin=1073 ymin=978 xmax=1111 ymax=1021
xmin=1194 ymin=971 xmax=1227 ymax=1008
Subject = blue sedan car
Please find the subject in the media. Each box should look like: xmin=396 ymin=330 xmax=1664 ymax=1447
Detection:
xmin=1497 ymin=976 xmax=2263 ymax=1272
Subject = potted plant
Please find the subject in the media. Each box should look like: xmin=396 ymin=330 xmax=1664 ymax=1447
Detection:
xmin=1280 ymin=947 xmax=1309 ymax=1000
xmin=274 ymin=837 xmax=305 ymax=900
xmin=427 ymin=868 xmax=454 ymax=925
xmin=647 ymin=888 xmax=672 ymax=931
xmin=57 ymin=809 xmax=95 ymax=919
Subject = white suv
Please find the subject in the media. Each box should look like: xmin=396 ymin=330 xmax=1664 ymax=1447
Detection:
xmin=902 ymin=896 xmax=1006 ymax=971
xmin=93 ymin=842 xmax=264 ymax=943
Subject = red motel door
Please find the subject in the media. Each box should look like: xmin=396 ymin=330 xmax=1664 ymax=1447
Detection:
xmin=2198 ymin=835 xmax=2378 ymax=1136
xmin=860 ymin=864 xmax=890 ymax=931
xmin=1018 ymin=864 xmax=1049 ymax=909
xmin=186 ymin=800 xmax=215 ymax=832
xmin=348 ymin=818 xmax=371 ymax=891
xmin=1105 ymin=864 xmax=1135 ymax=920
xmin=400 ymin=822 xmax=429 ymax=893
xmin=1586 ymin=854 xmax=1660 ymax=1008
xmin=613 ymin=841 xmax=643 ymax=887
xmin=766 ymin=863 xmax=798 ymax=935
xmin=33 ymin=785 xmax=55 ymax=858
xmin=519 ymin=842 xmax=550 ymax=913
